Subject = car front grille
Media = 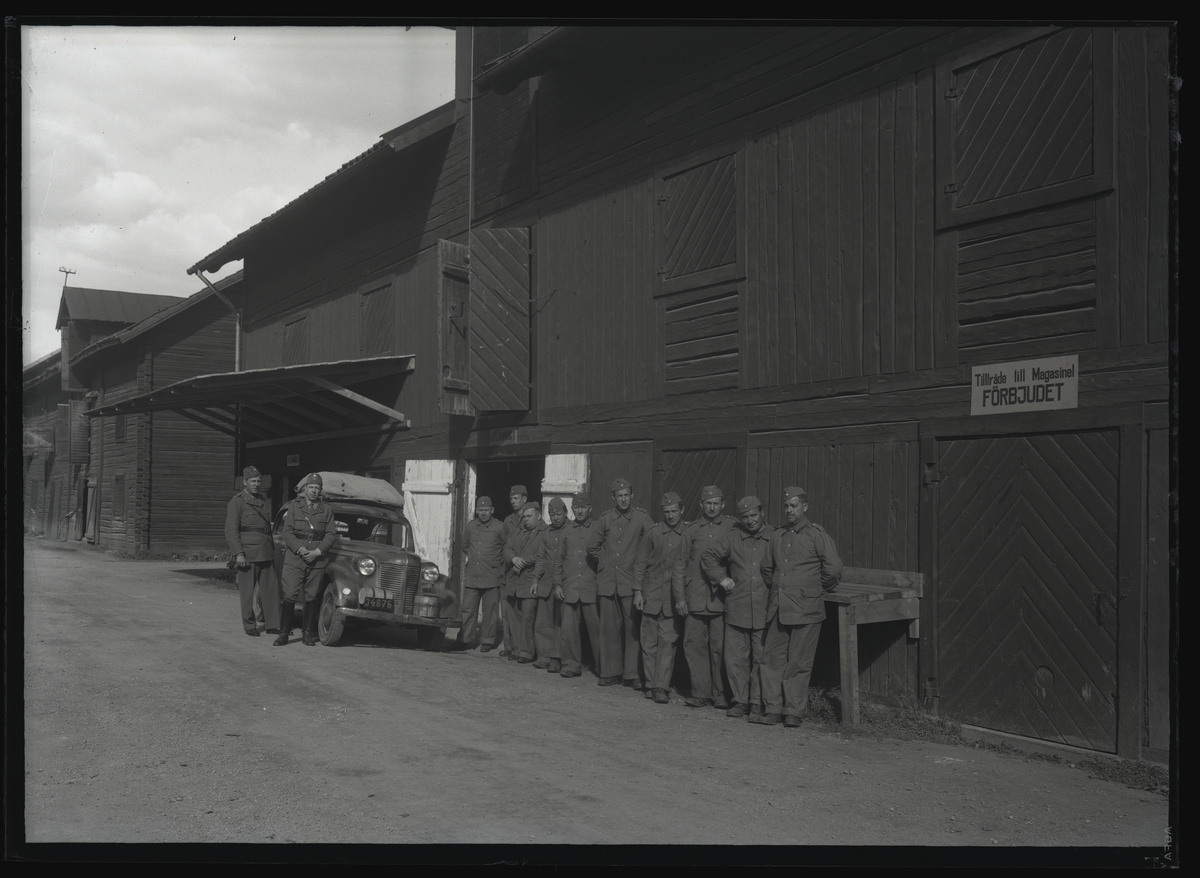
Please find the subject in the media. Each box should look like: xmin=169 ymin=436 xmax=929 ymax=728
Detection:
xmin=377 ymin=561 xmax=420 ymax=614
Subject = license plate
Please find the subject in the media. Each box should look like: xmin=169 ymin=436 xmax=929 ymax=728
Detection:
xmin=362 ymin=597 xmax=394 ymax=612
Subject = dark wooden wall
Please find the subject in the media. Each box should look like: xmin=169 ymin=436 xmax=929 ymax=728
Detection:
xmin=92 ymin=354 xmax=143 ymax=554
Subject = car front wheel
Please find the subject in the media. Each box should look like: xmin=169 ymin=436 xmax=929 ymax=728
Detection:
xmin=318 ymin=586 xmax=346 ymax=646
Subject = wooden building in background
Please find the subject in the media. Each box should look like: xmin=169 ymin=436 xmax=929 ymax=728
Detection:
xmin=71 ymin=275 xmax=240 ymax=554
xmin=97 ymin=26 xmax=1172 ymax=762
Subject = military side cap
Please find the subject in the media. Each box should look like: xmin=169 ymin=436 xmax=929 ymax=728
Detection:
xmin=510 ymin=484 xmax=528 ymax=496
xmin=701 ymin=485 xmax=724 ymax=500
xmin=736 ymin=495 xmax=763 ymax=515
xmin=783 ymin=486 xmax=808 ymax=500
xmin=242 ymin=465 xmax=261 ymax=479
xmin=475 ymin=495 xmax=493 ymax=507
xmin=661 ymin=491 xmax=682 ymax=508
xmin=295 ymin=472 xmax=323 ymax=492
xmin=522 ymin=500 xmax=541 ymax=512
xmin=572 ymin=492 xmax=592 ymax=506
xmin=548 ymin=496 xmax=567 ymax=512
xmin=611 ymin=477 xmax=632 ymax=492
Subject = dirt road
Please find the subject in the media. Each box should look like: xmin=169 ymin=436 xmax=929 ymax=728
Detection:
xmin=21 ymin=538 xmax=1169 ymax=852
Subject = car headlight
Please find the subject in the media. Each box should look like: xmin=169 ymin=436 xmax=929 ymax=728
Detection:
xmin=356 ymin=557 xmax=377 ymax=576
xmin=421 ymin=562 xmax=439 ymax=583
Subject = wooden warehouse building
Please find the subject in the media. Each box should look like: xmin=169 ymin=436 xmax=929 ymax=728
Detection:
xmin=95 ymin=25 xmax=1173 ymax=762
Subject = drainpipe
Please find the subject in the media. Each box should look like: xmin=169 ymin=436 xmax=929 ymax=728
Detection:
xmin=195 ymin=271 xmax=241 ymax=372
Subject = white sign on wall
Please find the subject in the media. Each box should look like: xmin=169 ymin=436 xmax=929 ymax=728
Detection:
xmin=970 ymin=354 xmax=1079 ymax=416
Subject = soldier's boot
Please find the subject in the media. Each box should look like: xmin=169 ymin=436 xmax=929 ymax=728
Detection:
xmin=274 ymin=601 xmax=295 ymax=646
xmin=301 ymin=602 xmax=318 ymax=646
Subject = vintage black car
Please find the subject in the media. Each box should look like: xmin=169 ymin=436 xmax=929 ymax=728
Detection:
xmin=271 ymin=472 xmax=458 ymax=650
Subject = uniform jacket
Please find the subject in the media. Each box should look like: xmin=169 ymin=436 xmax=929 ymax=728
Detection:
xmin=590 ymin=506 xmax=655 ymax=597
xmin=539 ymin=521 xmax=570 ymax=599
xmin=462 ymin=516 xmax=507 ymax=590
xmin=633 ymin=520 xmax=687 ymax=616
xmin=281 ymin=497 xmax=336 ymax=570
xmin=559 ymin=518 xmax=603 ymax=603
xmin=702 ymin=523 xmax=777 ymax=629
xmin=503 ymin=511 xmax=523 ymax=542
xmin=768 ymin=517 xmax=843 ymax=625
xmin=224 ymin=490 xmax=274 ymax=562
xmin=672 ymin=515 xmax=737 ymax=614
xmin=504 ymin=521 xmax=547 ymax=598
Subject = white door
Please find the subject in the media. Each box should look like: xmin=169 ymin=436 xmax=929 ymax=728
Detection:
xmin=541 ymin=453 xmax=588 ymax=522
xmin=402 ymin=459 xmax=456 ymax=576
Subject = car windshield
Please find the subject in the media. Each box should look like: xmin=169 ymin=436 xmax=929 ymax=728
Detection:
xmin=334 ymin=512 xmax=411 ymax=550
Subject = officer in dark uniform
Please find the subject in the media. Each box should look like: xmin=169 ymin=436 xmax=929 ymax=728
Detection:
xmin=761 ymin=486 xmax=844 ymax=728
xmin=458 ymin=495 xmax=506 ymax=651
xmin=224 ymin=465 xmax=280 ymax=636
xmin=277 ymin=472 xmax=336 ymax=646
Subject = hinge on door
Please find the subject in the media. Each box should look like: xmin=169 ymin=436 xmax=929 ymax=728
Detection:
xmin=944 ymin=87 xmax=960 ymax=101
xmin=944 ymin=182 xmax=958 ymax=195
xmin=657 ymin=194 xmax=669 ymax=205
xmin=923 ymin=464 xmax=943 ymax=487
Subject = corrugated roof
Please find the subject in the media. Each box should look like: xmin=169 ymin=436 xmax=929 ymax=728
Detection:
xmin=56 ymin=287 xmax=183 ymax=330
xmin=69 ymin=271 xmax=243 ymax=367
xmin=188 ymin=101 xmax=457 ymax=277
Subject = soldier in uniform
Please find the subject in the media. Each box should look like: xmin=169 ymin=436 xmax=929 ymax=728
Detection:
xmin=504 ymin=500 xmax=546 ymax=663
xmin=224 ymin=465 xmax=280 ymax=637
xmin=761 ymin=486 xmax=844 ymax=728
xmin=556 ymin=492 xmax=603 ymax=678
xmin=276 ymin=472 xmax=336 ymax=647
xmin=499 ymin=484 xmax=528 ymax=657
xmin=458 ymin=495 xmax=506 ymax=652
xmin=533 ymin=497 xmax=569 ymax=672
xmin=703 ymin=496 xmax=776 ymax=720
xmin=590 ymin=478 xmax=654 ymax=688
xmin=672 ymin=485 xmax=737 ymax=709
xmin=633 ymin=492 xmax=687 ymax=704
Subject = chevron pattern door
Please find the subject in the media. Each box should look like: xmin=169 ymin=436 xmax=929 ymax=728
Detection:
xmin=937 ymin=431 xmax=1118 ymax=752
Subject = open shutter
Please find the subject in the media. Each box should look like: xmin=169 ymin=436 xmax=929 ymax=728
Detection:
xmin=437 ymin=240 xmax=474 ymax=416
xmin=936 ymin=27 xmax=1113 ymax=228
xmin=468 ymin=228 xmax=531 ymax=412
xmin=402 ymin=459 xmax=457 ymax=577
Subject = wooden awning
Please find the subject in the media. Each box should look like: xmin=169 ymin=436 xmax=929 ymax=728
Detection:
xmin=86 ymin=355 xmax=415 ymax=448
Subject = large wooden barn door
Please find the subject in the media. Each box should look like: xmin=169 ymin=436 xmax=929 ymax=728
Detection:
xmin=935 ymin=430 xmax=1119 ymax=752
xmin=468 ymin=228 xmax=531 ymax=412
xmin=402 ymin=460 xmax=457 ymax=578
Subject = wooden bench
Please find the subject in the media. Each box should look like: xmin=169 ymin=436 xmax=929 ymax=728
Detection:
xmin=825 ymin=567 xmax=923 ymax=724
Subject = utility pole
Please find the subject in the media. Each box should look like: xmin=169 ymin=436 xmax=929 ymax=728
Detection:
xmin=58 ymin=266 xmax=76 ymax=289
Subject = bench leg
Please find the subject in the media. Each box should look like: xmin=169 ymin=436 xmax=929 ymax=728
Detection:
xmin=838 ymin=605 xmax=859 ymax=724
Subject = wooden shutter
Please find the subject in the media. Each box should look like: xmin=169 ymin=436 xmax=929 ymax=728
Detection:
xmin=437 ymin=240 xmax=474 ymax=416
xmin=113 ymin=474 xmax=126 ymax=520
xmin=69 ymin=399 xmax=89 ymax=460
xmin=360 ymin=279 xmax=396 ymax=357
xmin=282 ymin=314 xmax=310 ymax=366
xmin=468 ymin=228 xmax=531 ymax=412
xmin=657 ymin=150 xmax=745 ymax=295
xmin=936 ymin=27 xmax=1113 ymax=228
xmin=56 ymin=404 xmax=70 ymax=457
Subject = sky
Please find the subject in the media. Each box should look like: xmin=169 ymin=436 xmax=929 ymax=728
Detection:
xmin=21 ymin=25 xmax=457 ymax=366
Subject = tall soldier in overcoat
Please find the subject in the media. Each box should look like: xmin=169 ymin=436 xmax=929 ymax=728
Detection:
xmin=761 ymin=486 xmax=844 ymax=727
xmin=556 ymin=492 xmax=604 ymax=677
xmin=224 ymin=465 xmax=280 ymax=636
xmin=633 ymin=492 xmax=688 ymax=704
xmin=504 ymin=500 xmax=546 ymax=663
xmin=277 ymin=472 xmax=336 ymax=647
xmin=499 ymin=484 xmax=528 ymax=657
xmin=458 ymin=495 xmax=506 ymax=651
xmin=533 ymin=497 xmax=569 ymax=672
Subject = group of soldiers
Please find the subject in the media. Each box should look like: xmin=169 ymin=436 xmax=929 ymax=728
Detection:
xmin=225 ymin=467 xmax=335 ymax=647
xmin=455 ymin=479 xmax=844 ymax=727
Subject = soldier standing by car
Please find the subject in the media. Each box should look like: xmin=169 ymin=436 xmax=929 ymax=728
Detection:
xmin=504 ymin=500 xmax=545 ymax=663
xmin=556 ymin=492 xmax=603 ymax=678
xmin=499 ymin=484 xmax=528 ymax=657
xmin=224 ymin=465 xmax=280 ymax=637
xmin=590 ymin=478 xmax=655 ymax=689
xmin=532 ymin=497 xmax=569 ymax=672
xmin=633 ymin=492 xmax=687 ymax=704
xmin=702 ymin=496 xmax=776 ymax=721
xmin=458 ymin=495 xmax=506 ymax=652
xmin=672 ymin=485 xmax=737 ymax=710
xmin=276 ymin=472 xmax=336 ymax=647
xmin=760 ymin=486 xmax=844 ymax=729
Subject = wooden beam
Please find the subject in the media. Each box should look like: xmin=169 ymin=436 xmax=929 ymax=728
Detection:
xmin=265 ymin=387 xmax=343 ymax=429
xmin=293 ymin=388 xmax=378 ymax=426
xmin=244 ymin=420 xmax=410 ymax=449
xmin=175 ymin=408 xmax=243 ymax=440
xmin=305 ymin=376 xmax=409 ymax=424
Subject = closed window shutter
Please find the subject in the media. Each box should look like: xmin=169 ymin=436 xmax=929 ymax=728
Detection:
xmin=437 ymin=240 xmax=473 ymax=416
xmin=283 ymin=315 xmax=310 ymax=366
xmin=361 ymin=282 xmax=396 ymax=357
xmin=468 ymin=228 xmax=531 ymax=412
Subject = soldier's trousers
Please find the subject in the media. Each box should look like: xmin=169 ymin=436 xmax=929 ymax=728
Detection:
xmin=761 ymin=614 xmax=823 ymax=717
xmin=559 ymin=600 xmax=600 ymax=675
xmin=683 ymin=612 xmax=730 ymax=702
xmin=533 ymin=594 xmax=561 ymax=662
xmin=281 ymin=562 xmax=323 ymax=604
xmin=239 ymin=561 xmax=280 ymax=633
xmin=460 ymin=586 xmax=500 ymax=648
xmin=640 ymin=612 xmax=681 ymax=691
xmin=724 ymin=621 xmax=766 ymax=708
xmin=505 ymin=595 xmax=536 ymax=660
xmin=597 ymin=593 xmax=641 ymax=681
